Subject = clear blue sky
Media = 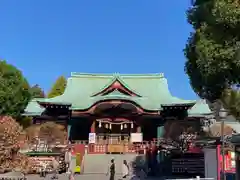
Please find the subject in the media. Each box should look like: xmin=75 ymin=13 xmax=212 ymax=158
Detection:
xmin=0 ymin=0 xmax=197 ymax=99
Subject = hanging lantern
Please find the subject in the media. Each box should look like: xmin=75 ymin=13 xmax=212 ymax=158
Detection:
xmin=121 ymin=124 xmax=123 ymax=130
xmin=105 ymin=123 xmax=108 ymax=129
xmin=109 ymin=123 xmax=112 ymax=129
xmin=124 ymin=124 xmax=127 ymax=129
xmin=131 ymin=122 xmax=133 ymax=128
xmin=99 ymin=121 xmax=102 ymax=128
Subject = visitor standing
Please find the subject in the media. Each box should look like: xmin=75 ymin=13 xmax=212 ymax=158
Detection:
xmin=106 ymin=158 xmax=115 ymax=180
xmin=122 ymin=160 xmax=129 ymax=178
xmin=65 ymin=147 xmax=72 ymax=173
xmin=51 ymin=157 xmax=59 ymax=179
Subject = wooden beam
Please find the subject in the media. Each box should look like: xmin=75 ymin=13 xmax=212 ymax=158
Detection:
xmin=71 ymin=100 xmax=161 ymax=115
xmin=38 ymin=102 xmax=71 ymax=109
xmin=35 ymin=115 xmax=69 ymax=119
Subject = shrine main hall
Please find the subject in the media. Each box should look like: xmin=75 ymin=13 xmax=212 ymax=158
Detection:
xmin=24 ymin=72 xmax=211 ymax=144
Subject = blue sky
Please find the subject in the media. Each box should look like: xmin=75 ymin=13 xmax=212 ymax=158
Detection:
xmin=0 ymin=0 xmax=197 ymax=99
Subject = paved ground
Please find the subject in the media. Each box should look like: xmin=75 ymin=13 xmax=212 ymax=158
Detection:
xmin=26 ymin=174 xmax=166 ymax=180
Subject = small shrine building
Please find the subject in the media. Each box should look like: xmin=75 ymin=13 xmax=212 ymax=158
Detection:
xmin=24 ymin=73 xmax=212 ymax=145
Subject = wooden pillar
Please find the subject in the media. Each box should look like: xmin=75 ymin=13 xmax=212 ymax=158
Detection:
xmin=67 ymin=125 xmax=72 ymax=141
xmin=32 ymin=117 xmax=36 ymax=124
xmin=90 ymin=120 xmax=96 ymax=133
xmin=67 ymin=110 xmax=72 ymax=142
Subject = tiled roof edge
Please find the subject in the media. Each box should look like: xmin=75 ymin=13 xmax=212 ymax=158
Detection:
xmin=70 ymin=72 xmax=164 ymax=78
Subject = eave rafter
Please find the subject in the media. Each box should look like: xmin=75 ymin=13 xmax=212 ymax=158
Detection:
xmin=37 ymin=102 xmax=71 ymax=109
xmin=72 ymin=100 xmax=160 ymax=116
xmin=161 ymin=103 xmax=195 ymax=110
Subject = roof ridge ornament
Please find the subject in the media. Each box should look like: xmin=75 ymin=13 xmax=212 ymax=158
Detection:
xmin=113 ymin=73 xmax=118 ymax=80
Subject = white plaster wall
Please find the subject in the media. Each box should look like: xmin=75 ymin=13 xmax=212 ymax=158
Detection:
xmin=204 ymin=148 xmax=218 ymax=180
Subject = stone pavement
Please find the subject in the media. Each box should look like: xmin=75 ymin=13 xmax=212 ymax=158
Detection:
xmin=26 ymin=174 xmax=165 ymax=180
xmin=83 ymin=154 xmax=140 ymax=174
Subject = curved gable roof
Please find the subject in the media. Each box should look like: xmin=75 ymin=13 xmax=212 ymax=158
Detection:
xmin=24 ymin=73 xmax=199 ymax=113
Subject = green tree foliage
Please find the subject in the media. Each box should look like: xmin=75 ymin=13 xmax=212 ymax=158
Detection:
xmin=30 ymin=84 xmax=45 ymax=98
xmin=0 ymin=60 xmax=31 ymax=118
xmin=18 ymin=116 xmax=32 ymax=129
xmin=222 ymin=89 xmax=240 ymax=119
xmin=184 ymin=0 xmax=240 ymax=101
xmin=47 ymin=76 xmax=67 ymax=98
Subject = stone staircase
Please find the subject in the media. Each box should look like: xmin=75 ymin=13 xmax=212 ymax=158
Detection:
xmin=82 ymin=154 xmax=146 ymax=174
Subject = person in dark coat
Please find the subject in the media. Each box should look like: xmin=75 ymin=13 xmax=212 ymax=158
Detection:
xmin=106 ymin=158 xmax=115 ymax=180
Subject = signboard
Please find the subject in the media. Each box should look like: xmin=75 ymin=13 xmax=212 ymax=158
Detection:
xmin=88 ymin=133 xmax=96 ymax=144
xmin=130 ymin=133 xmax=143 ymax=143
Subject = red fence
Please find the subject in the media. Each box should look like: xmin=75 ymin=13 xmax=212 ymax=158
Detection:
xmin=88 ymin=144 xmax=106 ymax=154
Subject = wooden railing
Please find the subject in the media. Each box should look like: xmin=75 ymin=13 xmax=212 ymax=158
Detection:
xmin=86 ymin=142 xmax=148 ymax=154
xmin=70 ymin=139 xmax=180 ymax=154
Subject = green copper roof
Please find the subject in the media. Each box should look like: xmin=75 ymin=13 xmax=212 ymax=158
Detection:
xmin=188 ymin=100 xmax=212 ymax=117
xmin=22 ymin=98 xmax=45 ymax=116
xmin=23 ymin=73 xmax=211 ymax=115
